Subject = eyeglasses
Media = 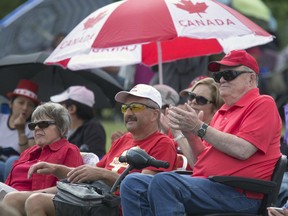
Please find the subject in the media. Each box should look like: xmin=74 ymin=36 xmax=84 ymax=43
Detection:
xmin=188 ymin=92 xmax=213 ymax=105
xmin=28 ymin=121 xmax=56 ymax=130
xmin=121 ymin=103 xmax=156 ymax=114
xmin=212 ymin=70 xmax=252 ymax=83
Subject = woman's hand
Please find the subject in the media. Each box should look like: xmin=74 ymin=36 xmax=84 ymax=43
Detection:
xmin=14 ymin=113 xmax=26 ymax=131
xmin=28 ymin=162 xmax=55 ymax=179
xmin=28 ymin=162 xmax=71 ymax=179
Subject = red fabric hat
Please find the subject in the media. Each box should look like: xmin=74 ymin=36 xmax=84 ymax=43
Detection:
xmin=208 ymin=50 xmax=259 ymax=74
xmin=6 ymin=79 xmax=40 ymax=105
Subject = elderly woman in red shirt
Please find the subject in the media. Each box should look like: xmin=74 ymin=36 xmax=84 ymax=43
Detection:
xmin=4 ymin=102 xmax=83 ymax=191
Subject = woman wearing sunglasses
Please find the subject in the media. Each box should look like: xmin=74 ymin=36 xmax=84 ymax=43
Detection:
xmin=171 ymin=77 xmax=224 ymax=169
xmin=180 ymin=77 xmax=224 ymax=124
xmin=3 ymin=102 xmax=83 ymax=192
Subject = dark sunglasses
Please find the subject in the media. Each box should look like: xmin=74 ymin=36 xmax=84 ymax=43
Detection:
xmin=28 ymin=121 xmax=56 ymax=130
xmin=188 ymin=92 xmax=213 ymax=105
xmin=121 ymin=102 xmax=156 ymax=114
xmin=212 ymin=70 xmax=252 ymax=83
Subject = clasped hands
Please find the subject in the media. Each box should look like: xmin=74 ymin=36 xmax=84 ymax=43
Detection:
xmin=166 ymin=103 xmax=203 ymax=135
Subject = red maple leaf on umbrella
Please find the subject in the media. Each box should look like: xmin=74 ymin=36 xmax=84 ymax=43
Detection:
xmin=175 ymin=0 xmax=208 ymax=18
xmin=83 ymin=11 xmax=106 ymax=30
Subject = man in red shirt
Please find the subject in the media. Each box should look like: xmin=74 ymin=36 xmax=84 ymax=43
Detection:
xmin=120 ymin=50 xmax=282 ymax=215
xmin=3 ymin=84 xmax=177 ymax=216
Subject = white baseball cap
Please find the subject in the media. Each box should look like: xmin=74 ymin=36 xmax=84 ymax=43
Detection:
xmin=115 ymin=84 xmax=162 ymax=108
xmin=50 ymin=86 xmax=95 ymax=107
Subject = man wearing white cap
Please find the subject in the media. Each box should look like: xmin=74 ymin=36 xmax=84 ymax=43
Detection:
xmin=111 ymin=84 xmax=180 ymax=142
xmin=4 ymin=84 xmax=177 ymax=216
xmin=96 ymin=84 xmax=177 ymax=174
xmin=50 ymin=86 xmax=106 ymax=158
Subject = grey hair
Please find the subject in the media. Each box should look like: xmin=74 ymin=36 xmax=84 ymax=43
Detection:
xmin=31 ymin=102 xmax=71 ymax=138
xmin=242 ymin=66 xmax=259 ymax=86
xmin=145 ymin=99 xmax=161 ymax=130
xmin=145 ymin=99 xmax=160 ymax=109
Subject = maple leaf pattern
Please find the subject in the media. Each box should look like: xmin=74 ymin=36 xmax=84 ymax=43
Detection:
xmin=175 ymin=0 xmax=208 ymax=18
xmin=83 ymin=11 xmax=107 ymax=30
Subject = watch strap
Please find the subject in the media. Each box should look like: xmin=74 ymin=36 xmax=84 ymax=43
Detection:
xmin=197 ymin=123 xmax=209 ymax=138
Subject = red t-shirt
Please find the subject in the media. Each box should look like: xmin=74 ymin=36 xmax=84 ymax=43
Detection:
xmin=5 ymin=139 xmax=83 ymax=191
xmin=97 ymin=131 xmax=177 ymax=174
xmin=192 ymin=88 xmax=282 ymax=199
xmin=98 ymin=131 xmax=177 ymax=216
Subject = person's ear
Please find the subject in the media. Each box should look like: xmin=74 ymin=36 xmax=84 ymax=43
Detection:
xmin=151 ymin=108 xmax=161 ymax=122
xmin=59 ymin=128 xmax=67 ymax=138
xmin=249 ymin=73 xmax=256 ymax=85
xmin=67 ymin=104 xmax=77 ymax=114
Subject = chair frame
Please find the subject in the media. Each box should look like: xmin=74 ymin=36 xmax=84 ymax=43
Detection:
xmin=189 ymin=155 xmax=287 ymax=216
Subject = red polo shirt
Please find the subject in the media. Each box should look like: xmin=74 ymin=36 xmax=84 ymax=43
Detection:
xmin=193 ymin=88 xmax=282 ymax=199
xmin=5 ymin=139 xmax=83 ymax=191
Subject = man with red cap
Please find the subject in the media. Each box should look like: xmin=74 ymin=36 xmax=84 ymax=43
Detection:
xmin=0 ymin=79 xmax=39 ymax=182
xmin=120 ymin=50 xmax=282 ymax=215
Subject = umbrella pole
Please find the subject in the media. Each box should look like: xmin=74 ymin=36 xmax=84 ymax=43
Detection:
xmin=157 ymin=41 xmax=163 ymax=84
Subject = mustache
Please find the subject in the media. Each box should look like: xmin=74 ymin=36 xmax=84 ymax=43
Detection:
xmin=125 ymin=115 xmax=137 ymax=123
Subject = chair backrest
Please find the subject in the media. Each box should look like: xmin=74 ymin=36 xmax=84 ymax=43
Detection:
xmin=80 ymin=152 xmax=99 ymax=165
xmin=259 ymin=155 xmax=287 ymax=215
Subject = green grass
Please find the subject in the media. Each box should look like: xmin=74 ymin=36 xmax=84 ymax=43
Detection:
xmin=101 ymin=119 xmax=126 ymax=152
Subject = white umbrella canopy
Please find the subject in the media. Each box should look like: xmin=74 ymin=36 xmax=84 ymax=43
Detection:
xmin=45 ymin=0 xmax=274 ymax=84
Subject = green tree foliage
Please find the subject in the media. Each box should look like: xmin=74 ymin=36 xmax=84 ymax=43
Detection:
xmin=263 ymin=0 xmax=288 ymax=48
xmin=0 ymin=0 xmax=26 ymax=19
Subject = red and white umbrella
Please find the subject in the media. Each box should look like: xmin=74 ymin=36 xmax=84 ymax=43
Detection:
xmin=45 ymin=0 xmax=273 ymax=83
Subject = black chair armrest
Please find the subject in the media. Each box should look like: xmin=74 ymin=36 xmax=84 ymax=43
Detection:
xmin=174 ymin=170 xmax=193 ymax=175
xmin=208 ymin=176 xmax=276 ymax=194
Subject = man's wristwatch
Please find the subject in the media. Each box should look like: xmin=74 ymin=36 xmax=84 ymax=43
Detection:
xmin=197 ymin=123 xmax=209 ymax=138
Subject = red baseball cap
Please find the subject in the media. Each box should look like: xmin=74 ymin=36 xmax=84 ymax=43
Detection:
xmin=208 ymin=50 xmax=259 ymax=74
xmin=7 ymin=79 xmax=40 ymax=105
